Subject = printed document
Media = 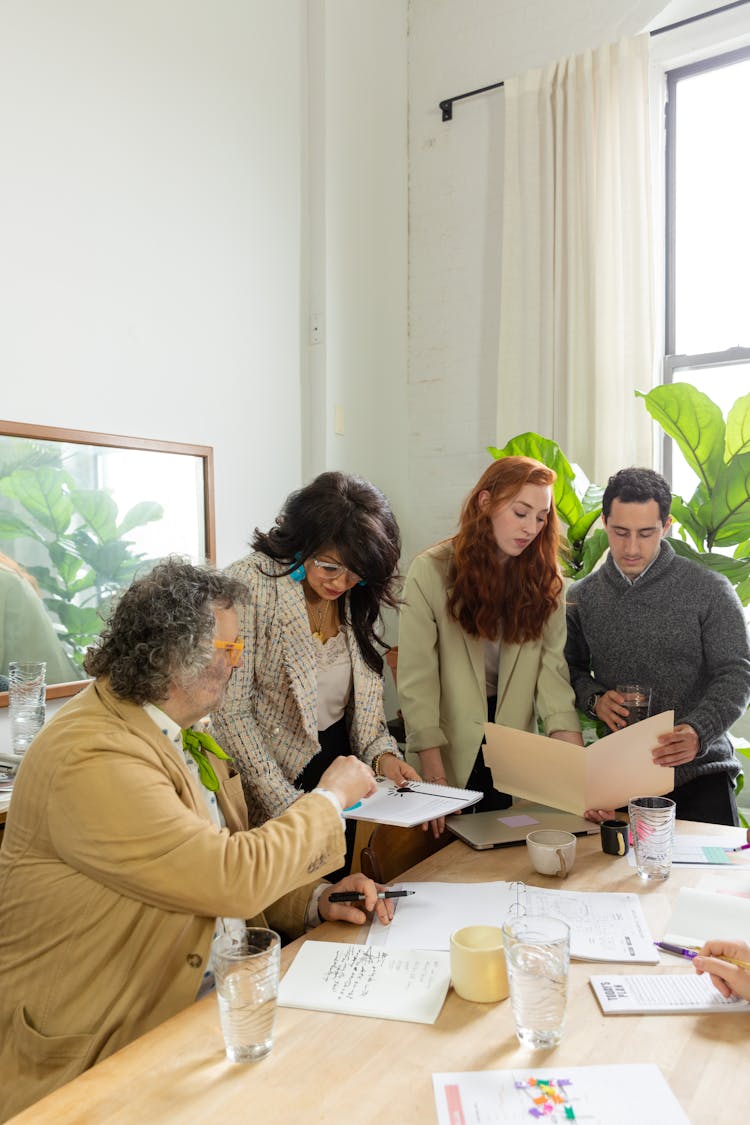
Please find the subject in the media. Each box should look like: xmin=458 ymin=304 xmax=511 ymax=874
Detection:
xmin=590 ymin=972 xmax=750 ymax=1014
xmin=433 ymin=1064 xmax=690 ymax=1125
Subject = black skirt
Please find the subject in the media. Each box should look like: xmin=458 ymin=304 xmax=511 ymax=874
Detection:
xmin=294 ymin=715 xmax=356 ymax=880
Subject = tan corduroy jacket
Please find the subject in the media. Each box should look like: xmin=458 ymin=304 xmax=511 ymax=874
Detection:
xmin=0 ymin=680 xmax=343 ymax=1122
xmin=397 ymin=543 xmax=580 ymax=788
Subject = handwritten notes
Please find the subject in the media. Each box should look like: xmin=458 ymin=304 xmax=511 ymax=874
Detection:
xmin=433 ymin=1065 xmax=690 ymax=1124
xmin=278 ymin=941 xmax=451 ymax=1024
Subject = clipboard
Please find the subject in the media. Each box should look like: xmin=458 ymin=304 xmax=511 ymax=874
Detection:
xmin=483 ymin=712 xmax=675 ymax=816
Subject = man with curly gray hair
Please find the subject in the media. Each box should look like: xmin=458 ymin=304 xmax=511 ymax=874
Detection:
xmin=0 ymin=558 xmax=385 ymax=1121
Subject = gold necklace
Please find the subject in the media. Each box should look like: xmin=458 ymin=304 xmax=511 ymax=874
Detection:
xmin=306 ymin=595 xmax=331 ymax=642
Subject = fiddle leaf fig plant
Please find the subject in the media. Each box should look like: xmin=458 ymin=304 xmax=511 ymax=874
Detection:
xmin=488 ymin=432 xmax=608 ymax=579
xmin=636 ymin=384 xmax=750 ymax=605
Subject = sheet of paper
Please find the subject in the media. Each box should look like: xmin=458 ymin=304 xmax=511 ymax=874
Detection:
xmin=483 ymin=712 xmax=675 ymax=816
xmin=277 ymin=941 xmax=450 ymax=1024
xmin=344 ymin=776 xmax=482 ymax=827
xmin=663 ymin=886 xmax=750 ymax=947
xmin=590 ymin=972 xmax=750 ymax=1014
xmin=367 ymin=881 xmax=658 ymax=963
xmin=628 ymin=831 xmax=749 ymax=869
xmin=432 ymin=1064 xmax=690 ymax=1125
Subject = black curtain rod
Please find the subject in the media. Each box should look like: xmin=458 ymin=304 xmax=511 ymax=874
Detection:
xmin=439 ymin=0 xmax=750 ymax=120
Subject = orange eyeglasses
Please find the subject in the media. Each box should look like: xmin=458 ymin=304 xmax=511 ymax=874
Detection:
xmin=213 ymin=639 xmax=244 ymax=667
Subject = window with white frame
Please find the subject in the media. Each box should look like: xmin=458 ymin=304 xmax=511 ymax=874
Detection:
xmin=664 ymin=45 xmax=750 ymax=498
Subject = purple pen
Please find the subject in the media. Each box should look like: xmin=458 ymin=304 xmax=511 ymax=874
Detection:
xmin=726 ymin=842 xmax=750 ymax=852
xmin=654 ymin=940 xmax=698 ymax=960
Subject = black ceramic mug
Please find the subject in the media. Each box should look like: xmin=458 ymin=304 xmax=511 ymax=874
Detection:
xmin=600 ymin=819 xmax=629 ymax=856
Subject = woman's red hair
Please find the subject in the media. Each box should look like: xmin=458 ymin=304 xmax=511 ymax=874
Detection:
xmin=447 ymin=457 xmax=562 ymax=643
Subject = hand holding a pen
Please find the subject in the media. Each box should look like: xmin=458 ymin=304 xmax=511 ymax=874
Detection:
xmin=318 ymin=873 xmax=397 ymax=928
xmin=693 ymin=939 xmax=750 ymax=1001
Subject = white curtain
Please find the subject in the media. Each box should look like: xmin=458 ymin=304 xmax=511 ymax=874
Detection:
xmin=496 ymin=34 xmax=657 ymax=485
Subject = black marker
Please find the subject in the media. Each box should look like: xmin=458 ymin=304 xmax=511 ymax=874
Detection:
xmin=327 ymin=889 xmax=416 ymax=903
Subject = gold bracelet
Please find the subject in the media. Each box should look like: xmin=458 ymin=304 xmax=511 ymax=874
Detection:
xmin=372 ymin=751 xmax=395 ymax=777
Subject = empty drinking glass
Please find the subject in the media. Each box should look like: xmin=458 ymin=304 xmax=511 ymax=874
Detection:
xmin=8 ymin=661 xmax=47 ymax=755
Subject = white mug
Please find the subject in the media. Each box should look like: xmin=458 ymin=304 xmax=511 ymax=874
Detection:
xmin=526 ymin=829 xmax=577 ymax=879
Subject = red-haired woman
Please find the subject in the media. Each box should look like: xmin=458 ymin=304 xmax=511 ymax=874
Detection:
xmin=397 ymin=456 xmax=582 ymax=810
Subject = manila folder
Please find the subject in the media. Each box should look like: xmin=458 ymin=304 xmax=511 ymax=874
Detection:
xmin=483 ymin=712 xmax=675 ymax=816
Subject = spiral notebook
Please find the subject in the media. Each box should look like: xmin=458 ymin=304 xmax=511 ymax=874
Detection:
xmin=343 ymin=776 xmax=482 ymax=827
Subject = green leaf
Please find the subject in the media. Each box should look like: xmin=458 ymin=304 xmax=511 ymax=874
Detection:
xmin=636 ymin=384 xmax=725 ymax=492
xmin=580 ymin=483 xmax=604 ymax=513
xmin=669 ymin=495 xmax=706 ymax=551
xmin=0 ymin=512 xmax=44 ymax=541
xmin=734 ymin=540 xmax=750 ymax=558
xmin=70 ymin=490 xmax=118 ymax=542
xmin=736 ymin=574 xmax=750 ymax=606
xmin=699 ymin=454 xmax=750 ymax=546
xmin=567 ymin=507 xmax=602 ymax=545
xmin=725 ymin=392 xmax=750 ymax=460
xmin=51 ymin=601 xmax=104 ymax=635
xmin=667 ymin=537 xmax=750 ymax=584
xmin=117 ymin=500 xmax=164 ymax=536
xmin=48 ymin=542 xmax=87 ymax=590
xmin=0 ymin=436 xmax=62 ymax=480
xmin=0 ymin=468 xmax=73 ymax=536
xmin=489 ymin=432 xmax=582 ymax=528
xmin=26 ymin=566 xmax=68 ymax=599
xmin=576 ymin=528 xmax=610 ymax=578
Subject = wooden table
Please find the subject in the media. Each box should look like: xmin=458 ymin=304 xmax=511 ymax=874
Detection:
xmin=10 ymin=820 xmax=749 ymax=1124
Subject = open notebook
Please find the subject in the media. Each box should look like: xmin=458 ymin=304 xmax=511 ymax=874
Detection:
xmin=344 ymin=776 xmax=482 ymax=828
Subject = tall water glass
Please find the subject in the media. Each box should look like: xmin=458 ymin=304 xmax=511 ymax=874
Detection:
xmin=502 ymin=916 xmax=570 ymax=1049
xmin=214 ymin=927 xmax=280 ymax=1063
xmin=628 ymin=796 xmax=676 ymax=881
xmin=8 ymin=661 xmax=47 ymax=756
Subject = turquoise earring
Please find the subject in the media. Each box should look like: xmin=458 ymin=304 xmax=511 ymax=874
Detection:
xmin=290 ymin=553 xmax=306 ymax=582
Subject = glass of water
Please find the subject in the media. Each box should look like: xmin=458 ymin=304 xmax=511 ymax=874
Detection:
xmin=8 ymin=661 xmax=47 ymax=756
xmin=628 ymin=796 xmax=676 ymax=880
xmin=502 ymin=916 xmax=570 ymax=1049
xmin=214 ymin=927 xmax=281 ymax=1063
xmin=616 ymin=683 xmax=651 ymax=726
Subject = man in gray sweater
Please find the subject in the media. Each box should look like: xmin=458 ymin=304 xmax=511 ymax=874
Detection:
xmin=565 ymin=467 xmax=750 ymax=826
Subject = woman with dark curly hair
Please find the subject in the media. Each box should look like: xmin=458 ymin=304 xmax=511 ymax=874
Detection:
xmin=397 ymin=456 xmax=582 ymax=812
xmin=211 ymin=472 xmax=420 ymax=874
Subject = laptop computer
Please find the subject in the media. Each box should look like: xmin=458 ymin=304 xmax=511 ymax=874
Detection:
xmin=446 ymin=802 xmax=598 ymax=851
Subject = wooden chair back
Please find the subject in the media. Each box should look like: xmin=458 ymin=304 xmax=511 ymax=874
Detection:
xmin=360 ymin=822 xmax=452 ymax=884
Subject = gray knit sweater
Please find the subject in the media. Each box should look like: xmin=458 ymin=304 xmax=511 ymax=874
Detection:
xmin=565 ymin=541 xmax=750 ymax=787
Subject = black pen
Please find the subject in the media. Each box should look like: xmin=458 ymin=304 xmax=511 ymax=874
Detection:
xmin=327 ymin=889 xmax=416 ymax=903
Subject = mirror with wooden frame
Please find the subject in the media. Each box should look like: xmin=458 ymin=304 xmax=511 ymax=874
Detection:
xmin=0 ymin=420 xmax=215 ymax=706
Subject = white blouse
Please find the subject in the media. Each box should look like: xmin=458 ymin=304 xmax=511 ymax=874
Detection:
xmin=314 ymin=629 xmax=353 ymax=731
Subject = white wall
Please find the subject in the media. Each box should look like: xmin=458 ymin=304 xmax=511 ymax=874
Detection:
xmin=305 ymin=0 xmax=409 ymax=525
xmin=0 ymin=0 xmax=409 ymax=743
xmin=0 ymin=0 xmax=307 ymax=568
xmin=405 ymin=0 xmax=686 ymax=562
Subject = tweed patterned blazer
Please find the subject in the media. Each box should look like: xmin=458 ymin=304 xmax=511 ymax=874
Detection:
xmin=211 ymin=552 xmax=399 ymax=826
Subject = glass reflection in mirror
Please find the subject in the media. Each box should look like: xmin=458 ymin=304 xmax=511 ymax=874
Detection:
xmin=0 ymin=421 xmax=215 ymax=697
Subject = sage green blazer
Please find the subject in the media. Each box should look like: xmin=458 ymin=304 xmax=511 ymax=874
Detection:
xmin=397 ymin=543 xmax=580 ymax=788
